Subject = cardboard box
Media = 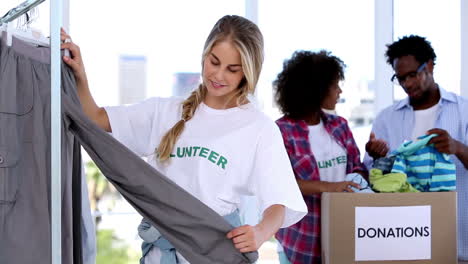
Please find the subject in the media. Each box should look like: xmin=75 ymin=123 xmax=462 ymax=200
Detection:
xmin=321 ymin=192 xmax=457 ymax=264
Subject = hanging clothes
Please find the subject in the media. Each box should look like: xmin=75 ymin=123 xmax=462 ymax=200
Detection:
xmin=0 ymin=33 xmax=83 ymax=264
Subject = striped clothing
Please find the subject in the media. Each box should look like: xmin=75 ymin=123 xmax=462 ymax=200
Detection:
xmin=275 ymin=113 xmax=367 ymax=264
xmin=363 ymin=87 xmax=468 ymax=259
xmin=391 ymin=134 xmax=456 ymax=192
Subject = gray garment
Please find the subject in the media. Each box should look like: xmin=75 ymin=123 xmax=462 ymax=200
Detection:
xmin=138 ymin=210 xmax=242 ymax=264
xmin=0 ymin=34 xmax=82 ymax=264
xmin=1 ymin=33 xmax=258 ymax=263
xmin=60 ymin=55 xmax=258 ymax=264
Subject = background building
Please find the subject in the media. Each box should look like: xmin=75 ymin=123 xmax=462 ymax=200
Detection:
xmin=172 ymin=72 xmax=200 ymax=97
xmin=118 ymin=55 xmax=147 ymax=105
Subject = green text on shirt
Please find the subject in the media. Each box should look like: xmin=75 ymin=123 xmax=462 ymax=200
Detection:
xmin=169 ymin=146 xmax=228 ymax=170
xmin=318 ymin=155 xmax=347 ymax=169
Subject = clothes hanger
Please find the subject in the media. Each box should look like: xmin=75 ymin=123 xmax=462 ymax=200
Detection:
xmin=0 ymin=0 xmax=48 ymax=47
xmin=10 ymin=8 xmax=49 ymax=47
xmin=0 ymin=0 xmax=46 ymax=25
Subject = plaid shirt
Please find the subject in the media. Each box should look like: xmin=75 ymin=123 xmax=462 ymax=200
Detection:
xmin=275 ymin=113 xmax=367 ymax=264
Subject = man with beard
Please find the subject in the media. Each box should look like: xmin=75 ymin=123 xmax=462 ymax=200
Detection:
xmin=363 ymin=35 xmax=468 ymax=261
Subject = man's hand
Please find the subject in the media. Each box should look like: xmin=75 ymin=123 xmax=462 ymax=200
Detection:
xmin=427 ymin=128 xmax=461 ymax=155
xmin=365 ymin=132 xmax=389 ymax=159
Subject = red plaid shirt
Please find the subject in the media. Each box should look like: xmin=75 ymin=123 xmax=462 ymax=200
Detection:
xmin=275 ymin=113 xmax=367 ymax=264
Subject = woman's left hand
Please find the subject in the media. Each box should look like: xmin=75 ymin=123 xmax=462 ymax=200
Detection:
xmin=227 ymin=224 xmax=267 ymax=253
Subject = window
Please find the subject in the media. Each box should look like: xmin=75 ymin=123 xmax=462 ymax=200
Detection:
xmin=393 ymin=0 xmax=461 ymax=100
xmin=70 ymin=0 xmax=245 ymax=106
xmin=257 ymin=0 xmax=375 ymax=154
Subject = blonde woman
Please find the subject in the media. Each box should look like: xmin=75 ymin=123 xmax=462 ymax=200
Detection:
xmin=61 ymin=15 xmax=307 ymax=264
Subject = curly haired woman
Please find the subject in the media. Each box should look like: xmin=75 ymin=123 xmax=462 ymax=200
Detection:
xmin=274 ymin=50 xmax=368 ymax=263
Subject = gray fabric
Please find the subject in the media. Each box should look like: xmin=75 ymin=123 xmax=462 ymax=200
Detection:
xmin=0 ymin=34 xmax=82 ymax=264
xmin=138 ymin=210 xmax=243 ymax=264
xmin=60 ymin=57 xmax=258 ymax=264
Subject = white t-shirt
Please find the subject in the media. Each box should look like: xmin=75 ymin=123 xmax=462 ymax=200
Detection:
xmin=105 ymin=97 xmax=307 ymax=263
xmin=411 ymin=102 xmax=439 ymax=141
xmin=322 ymin=108 xmax=337 ymax=115
xmin=308 ymin=121 xmax=347 ymax=182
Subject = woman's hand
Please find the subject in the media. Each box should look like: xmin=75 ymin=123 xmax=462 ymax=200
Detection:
xmin=227 ymin=224 xmax=268 ymax=253
xmin=325 ymin=181 xmax=361 ymax=192
xmin=60 ymin=28 xmax=87 ymax=83
xmin=59 ymin=29 xmax=110 ymax=131
xmin=227 ymin=204 xmax=285 ymax=253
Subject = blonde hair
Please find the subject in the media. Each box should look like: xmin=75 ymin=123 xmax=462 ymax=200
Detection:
xmin=157 ymin=15 xmax=264 ymax=161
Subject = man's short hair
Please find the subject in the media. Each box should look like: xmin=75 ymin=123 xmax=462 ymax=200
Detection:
xmin=385 ymin=35 xmax=437 ymax=66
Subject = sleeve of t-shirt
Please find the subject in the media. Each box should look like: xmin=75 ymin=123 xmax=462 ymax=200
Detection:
xmin=104 ymin=97 xmax=160 ymax=157
xmin=248 ymin=121 xmax=307 ymax=228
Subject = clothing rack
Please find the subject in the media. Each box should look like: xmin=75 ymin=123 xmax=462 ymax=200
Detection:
xmin=1 ymin=1 xmax=63 ymax=263
xmin=0 ymin=0 xmax=45 ymax=25
xmin=50 ymin=0 xmax=63 ymax=263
